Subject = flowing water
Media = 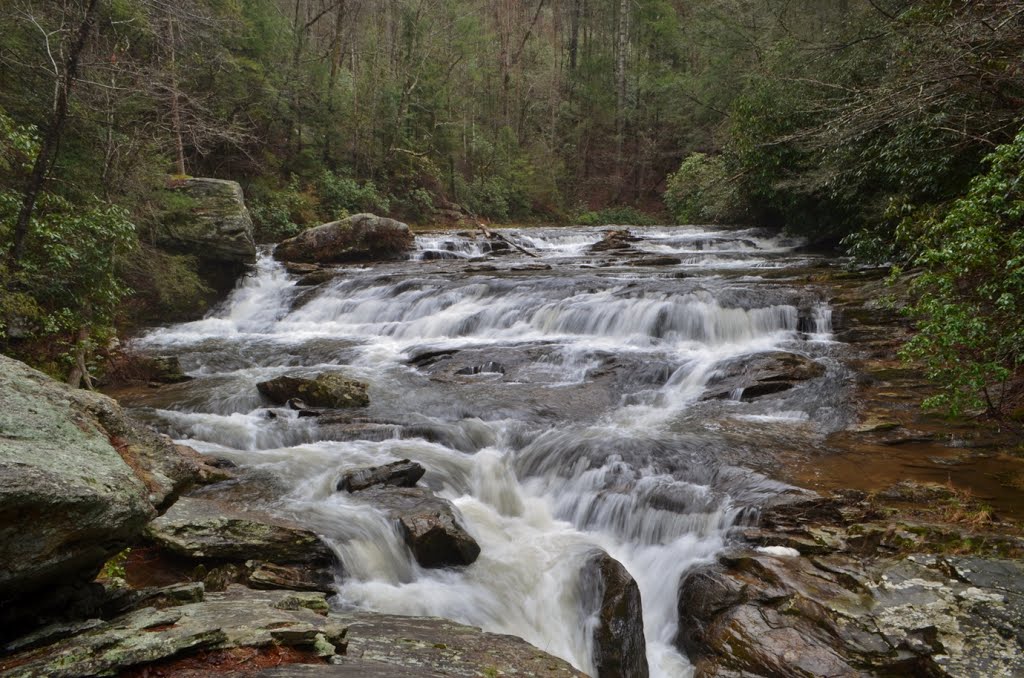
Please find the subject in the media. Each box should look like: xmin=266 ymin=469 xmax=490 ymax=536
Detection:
xmin=125 ymin=225 xmax=853 ymax=677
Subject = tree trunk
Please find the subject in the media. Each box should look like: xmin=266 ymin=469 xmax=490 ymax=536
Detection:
xmin=569 ymin=0 xmax=581 ymax=71
xmin=167 ymin=17 xmax=187 ymax=176
xmin=10 ymin=0 xmax=102 ymax=264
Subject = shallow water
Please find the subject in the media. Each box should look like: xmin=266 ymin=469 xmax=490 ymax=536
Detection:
xmin=127 ymin=225 xmax=849 ymax=677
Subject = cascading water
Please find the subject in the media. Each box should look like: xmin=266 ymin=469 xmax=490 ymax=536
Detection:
xmin=129 ymin=226 xmax=846 ymax=677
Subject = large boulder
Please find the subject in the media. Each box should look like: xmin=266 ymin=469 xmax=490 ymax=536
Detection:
xmin=0 ymin=357 xmax=154 ymax=614
xmin=0 ymin=355 xmax=214 ymax=631
xmin=274 ymin=213 xmax=414 ymax=264
xmin=257 ymin=373 xmax=369 ymax=409
xmin=145 ymin=497 xmax=338 ymax=593
xmin=158 ymin=178 xmax=257 ymax=266
xmin=578 ymin=551 xmax=649 ymax=678
xmin=588 ymin=229 xmax=639 ymax=253
xmin=358 ymin=487 xmax=480 ymax=568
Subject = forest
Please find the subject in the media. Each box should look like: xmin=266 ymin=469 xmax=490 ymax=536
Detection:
xmin=1 ymin=0 xmax=1023 ymax=420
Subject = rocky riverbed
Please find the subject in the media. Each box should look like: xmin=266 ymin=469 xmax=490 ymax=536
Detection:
xmin=2 ymin=224 xmax=1023 ymax=677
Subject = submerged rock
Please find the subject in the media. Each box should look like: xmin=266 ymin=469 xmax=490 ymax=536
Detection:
xmin=579 ymin=550 xmax=649 ymax=678
xmin=0 ymin=355 xmax=212 ymax=632
xmin=257 ymin=373 xmax=369 ymax=409
xmin=358 ymin=487 xmax=480 ymax=568
xmin=158 ymin=177 xmax=257 ymax=266
xmin=274 ymin=213 xmax=413 ymax=264
xmin=337 ymin=460 xmax=426 ymax=493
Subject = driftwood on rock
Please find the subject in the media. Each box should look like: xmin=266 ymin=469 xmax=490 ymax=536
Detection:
xmin=477 ymin=223 xmax=538 ymax=258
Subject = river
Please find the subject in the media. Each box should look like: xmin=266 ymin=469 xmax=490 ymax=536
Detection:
xmin=125 ymin=225 xmax=851 ymax=677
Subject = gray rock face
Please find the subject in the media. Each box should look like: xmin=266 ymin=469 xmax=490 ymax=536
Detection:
xmin=702 ymin=350 xmax=825 ymax=401
xmin=158 ymin=178 xmax=257 ymax=265
xmin=145 ymin=497 xmax=336 ymax=567
xmin=677 ymin=550 xmax=1024 ymax=677
xmin=257 ymin=373 xmax=370 ymax=409
xmin=588 ymin=229 xmax=639 ymax=253
xmin=579 ymin=550 xmax=649 ymax=678
xmin=358 ymin=487 xmax=480 ymax=568
xmin=337 ymin=460 xmax=425 ymax=493
xmin=274 ymin=213 xmax=414 ymax=264
xmin=0 ymin=355 xmax=163 ymax=622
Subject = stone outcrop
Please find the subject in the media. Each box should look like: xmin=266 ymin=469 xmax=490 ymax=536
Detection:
xmin=579 ymin=551 xmax=649 ymax=678
xmin=274 ymin=213 xmax=414 ymax=264
xmin=357 ymin=487 xmax=480 ymax=568
xmin=0 ymin=355 xmax=213 ymax=631
xmin=337 ymin=460 xmax=425 ymax=493
xmin=702 ymin=350 xmax=825 ymax=401
xmin=145 ymin=497 xmax=338 ymax=593
xmin=677 ymin=489 xmax=1024 ymax=678
xmin=158 ymin=178 xmax=257 ymax=266
xmin=257 ymin=373 xmax=370 ymax=409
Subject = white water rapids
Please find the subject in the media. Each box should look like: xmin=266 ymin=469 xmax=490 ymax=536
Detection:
xmin=130 ymin=225 xmax=845 ymax=677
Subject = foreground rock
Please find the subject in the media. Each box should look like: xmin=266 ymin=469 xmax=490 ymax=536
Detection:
xmin=145 ymin=497 xmax=338 ymax=593
xmin=702 ymin=350 xmax=825 ymax=401
xmin=258 ymin=612 xmax=588 ymax=678
xmin=158 ymin=178 xmax=257 ymax=266
xmin=579 ymin=551 xmax=649 ymax=678
xmin=337 ymin=460 xmax=425 ymax=492
xmin=0 ymin=355 xmax=215 ymax=632
xmin=258 ymin=373 xmax=369 ymax=409
xmin=678 ymin=489 xmax=1024 ymax=678
xmin=0 ymin=586 xmax=585 ymax=678
xmin=274 ymin=213 xmax=414 ymax=264
xmin=0 ymin=586 xmax=345 ymax=677
xmin=358 ymin=487 xmax=480 ymax=568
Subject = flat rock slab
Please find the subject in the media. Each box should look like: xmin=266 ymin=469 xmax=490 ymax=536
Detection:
xmin=0 ymin=586 xmax=343 ymax=678
xmin=145 ymin=496 xmax=335 ymax=566
xmin=257 ymin=373 xmax=369 ymax=409
xmin=326 ymin=613 xmax=587 ymax=677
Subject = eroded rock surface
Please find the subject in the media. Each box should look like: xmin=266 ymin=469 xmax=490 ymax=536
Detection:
xmin=702 ymin=350 xmax=826 ymax=401
xmin=337 ymin=460 xmax=425 ymax=492
xmin=274 ymin=213 xmax=413 ymax=264
xmin=158 ymin=178 xmax=257 ymax=265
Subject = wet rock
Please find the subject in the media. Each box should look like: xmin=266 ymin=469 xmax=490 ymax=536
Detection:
xmin=144 ymin=497 xmax=338 ymax=592
xmin=284 ymin=262 xmax=321 ymax=275
xmin=274 ymin=213 xmax=414 ymax=264
xmin=633 ymin=255 xmax=681 ymax=266
xmin=257 ymin=373 xmax=369 ymax=409
xmin=359 ymin=487 xmax=480 ymax=568
xmin=454 ymin=361 xmax=506 ymax=376
xmin=579 ymin=550 xmax=649 ymax=678
xmin=337 ymin=460 xmax=426 ymax=492
xmin=702 ymin=350 xmax=826 ymax=401
xmin=588 ymin=229 xmax=639 ymax=253
xmin=158 ymin=177 xmax=257 ymax=265
xmin=0 ymin=586 xmax=346 ymax=677
xmin=0 ymin=355 xmax=220 ymax=632
xmin=296 ymin=269 xmax=341 ymax=286
xmin=676 ymin=549 xmax=1024 ymax=677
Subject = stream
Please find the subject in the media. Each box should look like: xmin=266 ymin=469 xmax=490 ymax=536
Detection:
xmin=125 ymin=225 xmax=853 ymax=677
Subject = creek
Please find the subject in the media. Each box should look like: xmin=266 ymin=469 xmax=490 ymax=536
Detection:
xmin=124 ymin=225 xmax=851 ymax=677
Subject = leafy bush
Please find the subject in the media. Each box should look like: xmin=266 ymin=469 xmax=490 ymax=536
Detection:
xmin=664 ymin=153 xmax=744 ymax=224
xmin=249 ymin=177 xmax=316 ymax=242
xmin=900 ymin=127 xmax=1024 ymax=418
xmin=574 ymin=206 xmax=658 ymax=226
xmin=316 ymin=171 xmax=389 ymax=221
